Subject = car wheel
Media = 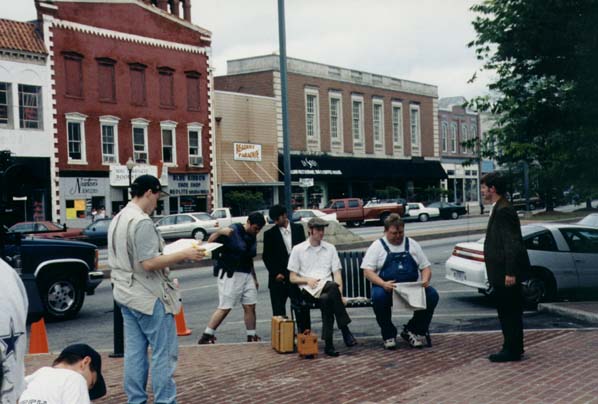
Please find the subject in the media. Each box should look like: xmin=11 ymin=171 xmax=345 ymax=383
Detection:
xmin=39 ymin=276 xmax=85 ymax=321
xmin=419 ymin=214 xmax=429 ymax=222
xmin=450 ymin=211 xmax=459 ymax=220
xmin=479 ymin=286 xmax=494 ymax=297
xmin=349 ymin=220 xmax=363 ymax=227
xmin=192 ymin=228 xmax=207 ymax=241
xmin=521 ymin=269 xmax=556 ymax=307
xmin=529 ymin=203 xmax=536 ymax=210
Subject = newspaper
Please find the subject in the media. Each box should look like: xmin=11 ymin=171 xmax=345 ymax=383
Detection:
xmin=303 ymin=279 xmax=327 ymax=298
xmin=392 ymin=281 xmax=427 ymax=311
xmin=163 ymin=239 xmax=222 ymax=259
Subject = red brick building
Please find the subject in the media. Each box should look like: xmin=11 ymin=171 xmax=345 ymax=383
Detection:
xmin=215 ymin=55 xmax=446 ymax=207
xmin=36 ymin=0 xmax=212 ymax=226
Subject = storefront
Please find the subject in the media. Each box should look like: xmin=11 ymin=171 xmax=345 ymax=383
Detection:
xmin=441 ymin=162 xmax=480 ymax=205
xmin=60 ymin=175 xmax=111 ymax=228
xmin=167 ymin=173 xmax=210 ymax=214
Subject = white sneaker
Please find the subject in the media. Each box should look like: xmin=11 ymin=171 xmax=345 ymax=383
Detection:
xmin=383 ymin=338 xmax=397 ymax=349
xmin=400 ymin=328 xmax=424 ymax=348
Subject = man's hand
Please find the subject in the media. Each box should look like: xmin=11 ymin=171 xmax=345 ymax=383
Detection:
xmin=254 ymin=277 xmax=259 ymax=290
xmin=275 ymin=274 xmax=285 ymax=282
xmin=341 ymin=296 xmax=348 ymax=306
xmin=381 ymin=280 xmax=396 ymax=292
xmin=183 ymin=247 xmax=206 ymax=261
xmin=306 ymin=278 xmax=320 ymax=289
xmin=505 ymin=275 xmax=516 ymax=287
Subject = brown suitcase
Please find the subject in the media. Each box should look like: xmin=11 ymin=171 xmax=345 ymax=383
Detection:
xmin=271 ymin=316 xmax=295 ymax=353
xmin=297 ymin=329 xmax=319 ymax=358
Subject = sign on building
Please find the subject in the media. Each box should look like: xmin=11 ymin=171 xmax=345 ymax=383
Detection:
xmin=299 ymin=178 xmax=314 ymax=187
xmin=233 ymin=143 xmax=262 ymax=161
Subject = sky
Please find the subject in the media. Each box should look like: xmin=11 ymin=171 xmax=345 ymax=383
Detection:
xmin=1 ymin=0 xmax=493 ymax=100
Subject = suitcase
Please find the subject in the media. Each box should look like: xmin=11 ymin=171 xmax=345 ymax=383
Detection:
xmin=297 ymin=329 xmax=319 ymax=358
xmin=271 ymin=316 xmax=295 ymax=353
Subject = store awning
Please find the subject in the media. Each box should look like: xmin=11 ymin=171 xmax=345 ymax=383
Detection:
xmin=281 ymin=154 xmax=447 ymax=181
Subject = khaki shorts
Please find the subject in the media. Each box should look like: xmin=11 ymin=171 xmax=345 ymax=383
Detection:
xmin=217 ymin=270 xmax=258 ymax=309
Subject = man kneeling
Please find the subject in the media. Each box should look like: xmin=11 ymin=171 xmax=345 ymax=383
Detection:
xmin=362 ymin=214 xmax=439 ymax=349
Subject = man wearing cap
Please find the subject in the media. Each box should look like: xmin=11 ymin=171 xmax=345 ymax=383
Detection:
xmin=19 ymin=343 xmax=106 ymax=403
xmin=108 ymin=174 xmax=205 ymax=404
xmin=288 ymin=217 xmax=357 ymax=357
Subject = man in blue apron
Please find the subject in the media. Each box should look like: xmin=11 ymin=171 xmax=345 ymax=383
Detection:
xmin=362 ymin=214 xmax=439 ymax=349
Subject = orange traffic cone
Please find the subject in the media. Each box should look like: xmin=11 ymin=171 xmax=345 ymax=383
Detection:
xmin=175 ymin=305 xmax=192 ymax=336
xmin=29 ymin=318 xmax=49 ymax=354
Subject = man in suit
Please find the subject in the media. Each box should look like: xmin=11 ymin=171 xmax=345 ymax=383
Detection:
xmin=481 ymin=172 xmax=530 ymax=362
xmin=262 ymin=205 xmax=306 ymax=316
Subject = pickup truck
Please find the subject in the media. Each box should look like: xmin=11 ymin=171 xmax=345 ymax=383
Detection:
xmin=210 ymin=207 xmax=248 ymax=228
xmin=402 ymin=202 xmax=440 ymax=222
xmin=321 ymin=198 xmax=405 ymax=227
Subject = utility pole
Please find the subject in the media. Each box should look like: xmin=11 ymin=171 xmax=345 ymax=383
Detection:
xmin=277 ymin=0 xmax=292 ymax=210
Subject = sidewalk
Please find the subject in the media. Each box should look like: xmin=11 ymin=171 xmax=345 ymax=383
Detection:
xmin=25 ymin=328 xmax=598 ymax=404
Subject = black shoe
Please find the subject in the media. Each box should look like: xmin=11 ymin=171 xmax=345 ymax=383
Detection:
xmin=198 ymin=333 xmax=216 ymax=344
xmin=488 ymin=350 xmax=521 ymax=362
xmin=341 ymin=328 xmax=357 ymax=347
xmin=324 ymin=346 xmax=340 ymax=357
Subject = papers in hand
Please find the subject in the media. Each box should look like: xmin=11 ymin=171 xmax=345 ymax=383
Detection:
xmin=163 ymin=238 xmax=222 ymax=259
xmin=392 ymin=281 xmax=427 ymax=311
xmin=304 ymin=279 xmax=327 ymax=298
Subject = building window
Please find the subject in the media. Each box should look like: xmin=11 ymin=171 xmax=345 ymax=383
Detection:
xmin=373 ymin=99 xmax=384 ymax=148
xmin=129 ymin=63 xmax=147 ymax=106
xmin=441 ymin=121 xmax=448 ymax=152
xmin=185 ymin=71 xmax=200 ymax=111
xmin=188 ymin=123 xmax=203 ymax=166
xmin=351 ymin=95 xmax=364 ymax=145
xmin=97 ymin=58 xmax=116 ymax=102
xmin=99 ymin=115 xmax=119 ymax=164
xmin=131 ymin=118 xmax=149 ymax=163
xmin=0 ymin=82 xmax=10 ymax=126
xmin=66 ymin=112 xmax=87 ymax=163
xmin=470 ymin=123 xmax=477 ymax=154
xmin=450 ymin=122 xmax=457 ymax=153
xmin=158 ymin=67 xmax=175 ymax=108
xmin=63 ymin=52 xmax=83 ymax=98
xmin=305 ymin=88 xmax=319 ymax=139
xmin=18 ymin=85 xmax=42 ymax=129
xmin=461 ymin=123 xmax=468 ymax=153
xmin=392 ymin=102 xmax=403 ymax=151
xmin=329 ymin=92 xmax=342 ymax=146
xmin=161 ymin=121 xmax=177 ymax=165
xmin=410 ymin=105 xmax=421 ymax=150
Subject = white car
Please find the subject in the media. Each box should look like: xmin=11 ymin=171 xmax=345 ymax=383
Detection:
xmin=578 ymin=213 xmax=598 ymax=228
xmin=155 ymin=212 xmax=219 ymax=241
xmin=292 ymin=209 xmax=338 ymax=223
xmin=403 ymin=202 xmax=440 ymax=222
xmin=445 ymin=223 xmax=598 ymax=305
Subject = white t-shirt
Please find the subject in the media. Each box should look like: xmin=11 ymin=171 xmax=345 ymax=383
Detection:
xmin=0 ymin=258 xmax=28 ymax=404
xmin=361 ymin=237 xmax=431 ymax=274
xmin=288 ymin=240 xmax=341 ymax=290
xmin=19 ymin=367 xmax=91 ymax=404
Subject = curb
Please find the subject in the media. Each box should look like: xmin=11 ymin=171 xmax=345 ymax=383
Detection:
xmin=538 ymin=303 xmax=598 ymax=324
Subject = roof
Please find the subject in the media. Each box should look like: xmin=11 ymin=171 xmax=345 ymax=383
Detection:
xmin=0 ymin=19 xmax=47 ymax=55
xmin=438 ymin=96 xmax=467 ymax=110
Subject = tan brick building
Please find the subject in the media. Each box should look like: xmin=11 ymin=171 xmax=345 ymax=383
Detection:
xmin=215 ymin=55 xmax=446 ymax=207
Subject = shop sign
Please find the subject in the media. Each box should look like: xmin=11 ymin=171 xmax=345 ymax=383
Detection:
xmin=291 ymin=158 xmax=342 ymax=175
xmin=109 ymin=165 xmax=159 ymax=186
xmin=299 ymin=178 xmax=314 ymax=187
xmin=64 ymin=177 xmax=103 ymax=197
xmin=233 ymin=143 xmax=262 ymax=162
xmin=168 ymin=174 xmax=209 ymax=197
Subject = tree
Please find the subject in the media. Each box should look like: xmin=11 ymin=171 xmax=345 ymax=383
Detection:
xmin=468 ymin=0 xmax=598 ymax=210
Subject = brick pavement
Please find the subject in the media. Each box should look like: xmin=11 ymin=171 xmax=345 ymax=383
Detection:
xmin=24 ymin=329 xmax=598 ymax=404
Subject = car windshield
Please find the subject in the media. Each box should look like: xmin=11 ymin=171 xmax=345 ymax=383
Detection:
xmin=427 ymin=202 xmax=441 ymax=208
xmin=193 ymin=213 xmax=213 ymax=221
xmin=324 ymin=201 xmax=334 ymax=209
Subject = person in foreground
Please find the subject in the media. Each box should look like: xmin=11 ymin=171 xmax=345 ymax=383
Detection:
xmin=108 ymin=175 xmax=205 ymax=404
xmin=361 ymin=214 xmax=439 ymax=349
xmin=288 ymin=217 xmax=357 ymax=357
xmin=19 ymin=343 xmax=106 ymax=403
xmin=481 ymin=171 xmax=530 ymax=362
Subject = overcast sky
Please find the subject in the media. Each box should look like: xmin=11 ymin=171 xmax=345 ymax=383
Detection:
xmin=2 ymin=0 xmax=493 ymax=99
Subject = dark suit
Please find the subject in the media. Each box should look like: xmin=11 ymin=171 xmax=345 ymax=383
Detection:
xmin=484 ymin=197 xmax=530 ymax=355
xmin=262 ymin=222 xmax=306 ymax=316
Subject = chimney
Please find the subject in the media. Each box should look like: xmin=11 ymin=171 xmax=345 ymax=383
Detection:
xmin=171 ymin=0 xmax=180 ymax=17
xmin=183 ymin=0 xmax=191 ymax=22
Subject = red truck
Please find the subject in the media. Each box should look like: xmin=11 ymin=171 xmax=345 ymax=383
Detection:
xmin=321 ymin=198 xmax=405 ymax=227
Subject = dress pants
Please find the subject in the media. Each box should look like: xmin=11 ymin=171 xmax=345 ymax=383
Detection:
xmin=269 ymin=280 xmax=289 ymax=316
xmin=493 ymin=284 xmax=524 ymax=355
xmin=299 ymin=281 xmax=351 ymax=344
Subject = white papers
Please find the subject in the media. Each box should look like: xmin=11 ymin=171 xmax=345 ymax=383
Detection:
xmin=303 ymin=279 xmax=327 ymax=298
xmin=392 ymin=281 xmax=427 ymax=311
xmin=163 ymin=238 xmax=222 ymax=259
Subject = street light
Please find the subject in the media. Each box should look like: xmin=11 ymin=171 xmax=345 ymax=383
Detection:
xmin=126 ymin=157 xmax=137 ymax=202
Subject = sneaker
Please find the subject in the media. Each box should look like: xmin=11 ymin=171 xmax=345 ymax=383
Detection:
xmin=198 ymin=333 xmax=216 ymax=344
xmin=383 ymin=338 xmax=397 ymax=350
xmin=400 ymin=328 xmax=424 ymax=348
xmin=247 ymin=335 xmax=262 ymax=342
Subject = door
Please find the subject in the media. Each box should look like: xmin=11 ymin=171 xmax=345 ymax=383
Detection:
xmin=346 ymin=199 xmax=362 ymax=221
xmin=174 ymin=214 xmax=195 ymax=238
xmin=559 ymin=228 xmax=598 ymax=288
xmin=156 ymin=215 xmax=177 ymax=239
xmin=525 ymin=230 xmax=577 ymax=290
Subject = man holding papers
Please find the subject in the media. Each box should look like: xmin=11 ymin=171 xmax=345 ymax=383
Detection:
xmin=361 ymin=214 xmax=439 ymax=350
xmin=288 ymin=217 xmax=357 ymax=357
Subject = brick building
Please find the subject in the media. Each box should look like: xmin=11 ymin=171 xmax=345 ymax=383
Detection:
xmin=437 ymin=96 xmax=481 ymax=206
xmin=215 ymin=55 xmax=446 ymax=208
xmin=35 ymin=0 xmax=212 ymax=226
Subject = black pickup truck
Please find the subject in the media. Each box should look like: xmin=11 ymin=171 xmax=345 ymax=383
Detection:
xmin=3 ymin=235 xmax=103 ymax=321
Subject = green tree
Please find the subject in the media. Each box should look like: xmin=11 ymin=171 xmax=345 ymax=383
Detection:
xmin=223 ymin=190 xmax=264 ymax=216
xmin=468 ymin=0 xmax=598 ymax=210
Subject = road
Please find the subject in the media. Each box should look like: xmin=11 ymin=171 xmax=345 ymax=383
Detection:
xmin=45 ymin=232 xmax=594 ymax=352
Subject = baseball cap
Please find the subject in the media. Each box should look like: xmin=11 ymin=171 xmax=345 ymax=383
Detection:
xmin=132 ymin=174 xmax=169 ymax=197
xmin=60 ymin=344 xmax=106 ymax=400
xmin=307 ymin=217 xmax=329 ymax=228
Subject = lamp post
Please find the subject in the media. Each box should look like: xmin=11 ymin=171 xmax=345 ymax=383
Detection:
xmin=126 ymin=157 xmax=137 ymax=202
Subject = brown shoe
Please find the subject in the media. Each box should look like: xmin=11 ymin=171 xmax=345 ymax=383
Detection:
xmin=247 ymin=335 xmax=262 ymax=342
xmin=198 ymin=333 xmax=216 ymax=344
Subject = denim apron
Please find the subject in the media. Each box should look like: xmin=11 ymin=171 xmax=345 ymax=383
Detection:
xmin=378 ymin=238 xmax=419 ymax=283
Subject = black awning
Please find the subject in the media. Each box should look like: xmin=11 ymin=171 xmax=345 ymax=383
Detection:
xmin=281 ymin=154 xmax=447 ymax=181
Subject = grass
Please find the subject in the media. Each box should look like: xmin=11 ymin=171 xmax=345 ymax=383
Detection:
xmin=526 ymin=207 xmax=598 ymax=222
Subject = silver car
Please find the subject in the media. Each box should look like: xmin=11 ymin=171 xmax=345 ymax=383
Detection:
xmin=578 ymin=213 xmax=598 ymax=228
xmin=155 ymin=212 xmax=219 ymax=241
xmin=445 ymin=223 xmax=598 ymax=305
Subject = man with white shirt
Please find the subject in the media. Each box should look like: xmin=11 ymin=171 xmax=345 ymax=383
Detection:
xmin=262 ymin=205 xmax=306 ymax=316
xmin=362 ymin=214 xmax=439 ymax=350
xmin=288 ymin=217 xmax=357 ymax=357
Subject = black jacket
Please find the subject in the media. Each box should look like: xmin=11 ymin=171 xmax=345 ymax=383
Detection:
xmin=483 ymin=197 xmax=531 ymax=287
xmin=262 ymin=222 xmax=306 ymax=288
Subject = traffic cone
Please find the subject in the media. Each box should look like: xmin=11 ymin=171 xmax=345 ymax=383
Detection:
xmin=175 ymin=305 xmax=192 ymax=336
xmin=29 ymin=318 xmax=49 ymax=354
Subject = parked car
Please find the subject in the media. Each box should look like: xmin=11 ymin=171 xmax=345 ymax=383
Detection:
xmin=445 ymin=223 xmax=598 ymax=306
xmin=210 ymin=207 xmax=248 ymax=228
xmin=8 ymin=221 xmax=84 ymax=240
xmin=321 ymin=198 xmax=405 ymax=227
xmin=81 ymin=218 xmax=112 ymax=246
xmin=427 ymin=201 xmax=468 ymax=220
xmin=510 ymin=192 xmax=543 ymax=211
xmin=578 ymin=213 xmax=598 ymax=228
xmin=155 ymin=212 xmax=218 ymax=241
xmin=402 ymin=202 xmax=440 ymax=222
xmin=292 ymin=209 xmax=338 ymax=223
